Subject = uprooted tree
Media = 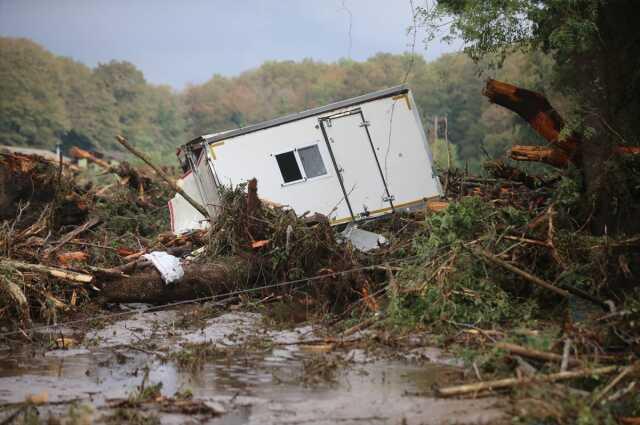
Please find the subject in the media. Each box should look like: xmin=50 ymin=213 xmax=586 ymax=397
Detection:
xmin=421 ymin=0 xmax=640 ymax=236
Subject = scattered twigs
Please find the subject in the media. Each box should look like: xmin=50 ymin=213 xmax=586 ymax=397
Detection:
xmin=42 ymin=217 xmax=100 ymax=257
xmin=591 ymin=362 xmax=639 ymax=406
xmin=436 ymin=365 xmax=619 ymax=397
xmin=341 ymin=314 xmax=380 ymax=337
xmin=115 ymin=136 xmax=210 ymax=219
xmin=503 ymin=235 xmax=550 ymax=248
xmin=117 ymin=344 xmax=167 ymax=361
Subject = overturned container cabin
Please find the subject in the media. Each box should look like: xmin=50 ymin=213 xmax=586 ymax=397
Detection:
xmin=169 ymin=85 xmax=442 ymax=234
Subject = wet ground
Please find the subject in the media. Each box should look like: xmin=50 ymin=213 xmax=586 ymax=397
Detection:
xmin=0 ymin=307 xmax=505 ymax=424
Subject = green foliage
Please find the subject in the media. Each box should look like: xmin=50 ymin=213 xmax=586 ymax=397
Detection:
xmin=430 ymin=137 xmax=460 ymax=170
xmin=0 ymin=38 xmax=183 ymax=162
xmin=1 ymin=37 xmax=564 ymax=170
xmin=421 ymin=1 xmax=640 ymax=231
xmin=388 ymin=197 xmax=539 ymax=329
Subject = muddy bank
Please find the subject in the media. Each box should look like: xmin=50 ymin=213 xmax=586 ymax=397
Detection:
xmin=0 ymin=308 xmax=504 ymax=424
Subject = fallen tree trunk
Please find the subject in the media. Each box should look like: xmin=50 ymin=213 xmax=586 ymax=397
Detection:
xmin=99 ymin=256 xmax=258 ymax=304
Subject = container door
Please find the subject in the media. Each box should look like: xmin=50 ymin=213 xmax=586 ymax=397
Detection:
xmin=320 ymin=111 xmax=394 ymax=220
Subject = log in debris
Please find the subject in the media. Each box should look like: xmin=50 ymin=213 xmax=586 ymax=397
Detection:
xmin=436 ymin=365 xmax=619 ymax=397
xmin=99 ymin=257 xmax=257 ymax=304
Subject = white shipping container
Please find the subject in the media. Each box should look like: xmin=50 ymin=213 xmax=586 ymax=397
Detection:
xmin=170 ymin=85 xmax=442 ymax=234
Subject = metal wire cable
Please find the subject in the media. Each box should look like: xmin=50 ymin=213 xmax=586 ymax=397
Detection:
xmin=0 ymin=254 xmax=426 ymax=339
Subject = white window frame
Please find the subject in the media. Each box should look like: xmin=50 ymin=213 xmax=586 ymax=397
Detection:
xmin=272 ymin=142 xmax=331 ymax=187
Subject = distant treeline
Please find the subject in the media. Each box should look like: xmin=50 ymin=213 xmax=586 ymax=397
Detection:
xmin=0 ymin=37 xmax=559 ymax=169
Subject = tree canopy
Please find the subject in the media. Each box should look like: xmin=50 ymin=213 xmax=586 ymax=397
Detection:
xmin=1 ymin=37 xmax=555 ymax=169
xmin=421 ymin=0 xmax=640 ymax=234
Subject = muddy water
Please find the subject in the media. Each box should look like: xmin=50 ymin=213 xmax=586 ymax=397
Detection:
xmin=0 ymin=309 xmax=504 ymax=424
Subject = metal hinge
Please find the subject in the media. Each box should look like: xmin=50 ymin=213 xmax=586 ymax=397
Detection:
xmin=382 ymin=194 xmax=395 ymax=203
xmin=359 ymin=121 xmax=370 ymax=127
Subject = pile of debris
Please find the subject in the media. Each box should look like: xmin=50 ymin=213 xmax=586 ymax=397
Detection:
xmin=1 ymin=79 xmax=638 ymax=424
xmin=0 ymin=139 xmax=368 ymax=335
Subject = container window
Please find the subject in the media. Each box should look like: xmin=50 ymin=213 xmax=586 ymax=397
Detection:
xmin=275 ymin=151 xmax=303 ymax=183
xmin=298 ymin=145 xmax=327 ymax=178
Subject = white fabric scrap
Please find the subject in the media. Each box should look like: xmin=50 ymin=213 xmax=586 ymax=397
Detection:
xmin=143 ymin=251 xmax=184 ymax=284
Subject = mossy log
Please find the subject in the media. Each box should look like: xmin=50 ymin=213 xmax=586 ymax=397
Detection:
xmin=99 ymin=256 xmax=260 ymax=304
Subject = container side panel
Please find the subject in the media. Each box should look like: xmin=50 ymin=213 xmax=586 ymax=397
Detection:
xmin=323 ymin=113 xmax=388 ymax=218
xmin=360 ymin=95 xmax=441 ymax=208
xmin=210 ymin=116 xmax=351 ymax=222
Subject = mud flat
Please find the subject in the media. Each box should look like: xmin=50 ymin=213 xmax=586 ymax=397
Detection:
xmin=0 ymin=309 xmax=504 ymax=424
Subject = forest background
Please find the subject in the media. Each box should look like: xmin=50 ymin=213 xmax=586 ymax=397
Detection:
xmin=0 ymin=37 xmax=559 ymax=170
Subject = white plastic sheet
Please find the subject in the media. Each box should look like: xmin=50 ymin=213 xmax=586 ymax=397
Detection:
xmin=143 ymin=251 xmax=184 ymax=284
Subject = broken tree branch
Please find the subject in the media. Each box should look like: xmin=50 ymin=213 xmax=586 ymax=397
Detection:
xmin=510 ymin=145 xmax=570 ymax=168
xmin=483 ymin=79 xmax=579 ymax=156
xmin=0 ymin=259 xmax=93 ymax=284
xmin=43 ymin=217 xmax=100 ymax=257
xmin=468 ymin=246 xmax=609 ymax=308
xmin=467 ymin=246 xmax=570 ymax=298
xmin=496 ymin=342 xmax=582 ymax=367
xmin=591 ymin=362 xmax=638 ymax=406
xmin=69 ymin=146 xmax=150 ymax=190
xmin=436 ymin=365 xmax=619 ymax=397
xmin=115 ymin=136 xmax=210 ymax=219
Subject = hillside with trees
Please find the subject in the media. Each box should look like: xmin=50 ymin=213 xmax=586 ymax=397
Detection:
xmin=1 ymin=36 xmax=556 ymax=169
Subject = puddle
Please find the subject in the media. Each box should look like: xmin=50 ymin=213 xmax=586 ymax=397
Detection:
xmin=0 ymin=310 xmax=504 ymax=424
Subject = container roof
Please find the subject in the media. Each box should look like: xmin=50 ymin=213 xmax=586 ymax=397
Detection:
xmin=186 ymin=84 xmax=409 ymax=146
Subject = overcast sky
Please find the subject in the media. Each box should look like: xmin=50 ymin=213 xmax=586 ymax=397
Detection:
xmin=0 ymin=0 xmax=461 ymax=89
